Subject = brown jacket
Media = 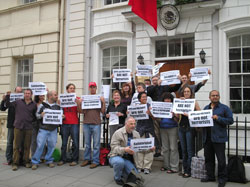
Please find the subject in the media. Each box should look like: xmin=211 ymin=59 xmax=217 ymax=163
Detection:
xmin=108 ymin=126 xmax=140 ymax=158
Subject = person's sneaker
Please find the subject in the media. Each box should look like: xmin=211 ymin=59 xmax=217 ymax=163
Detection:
xmin=201 ymin=177 xmax=216 ymax=182
xmin=115 ymin=179 xmax=124 ymax=186
xmin=137 ymin=168 xmax=141 ymax=173
xmin=25 ymin=163 xmax=32 ymax=168
xmin=48 ymin=163 xmax=55 ymax=168
xmin=154 ymin=152 xmax=161 ymax=157
xmin=12 ymin=165 xmax=18 ymax=171
xmin=57 ymin=161 xmax=65 ymax=166
xmin=32 ymin=164 xmax=38 ymax=170
xmin=80 ymin=160 xmax=90 ymax=167
xmin=7 ymin=160 xmax=12 ymax=165
xmin=218 ymin=181 xmax=226 ymax=187
xmin=144 ymin=168 xmax=150 ymax=174
xmin=89 ymin=163 xmax=99 ymax=169
xmin=69 ymin=161 xmax=77 ymax=166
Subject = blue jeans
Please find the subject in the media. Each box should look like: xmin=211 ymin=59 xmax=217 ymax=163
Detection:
xmin=83 ymin=124 xmax=101 ymax=164
xmin=178 ymin=127 xmax=194 ymax=175
xmin=6 ymin=128 xmax=14 ymax=162
xmin=109 ymin=156 xmax=137 ymax=180
xmin=31 ymin=128 xmax=57 ymax=164
xmin=61 ymin=124 xmax=79 ymax=162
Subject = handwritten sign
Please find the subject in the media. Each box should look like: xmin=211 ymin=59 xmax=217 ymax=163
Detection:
xmin=189 ymin=110 xmax=214 ymax=127
xmin=109 ymin=112 xmax=119 ymax=126
xmin=81 ymin=95 xmax=101 ymax=109
xmin=136 ymin=65 xmax=152 ymax=77
xmin=131 ymin=138 xmax=154 ymax=152
xmin=190 ymin=67 xmax=209 ymax=81
xmin=29 ymin=82 xmax=47 ymax=95
xmin=43 ymin=109 xmax=63 ymax=125
xmin=10 ymin=93 xmax=24 ymax=102
xmin=151 ymin=102 xmax=172 ymax=118
xmin=59 ymin=93 xmax=76 ymax=108
xmin=160 ymin=70 xmax=180 ymax=85
xmin=173 ymin=98 xmax=195 ymax=114
xmin=152 ymin=63 xmax=164 ymax=76
xmin=113 ymin=69 xmax=131 ymax=82
xmin=128 ymin=104 xmax=148 ymax=120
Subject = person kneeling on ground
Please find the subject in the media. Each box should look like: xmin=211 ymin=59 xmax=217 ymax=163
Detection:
xmin=109 ymin=116 xmax=144 ymax=186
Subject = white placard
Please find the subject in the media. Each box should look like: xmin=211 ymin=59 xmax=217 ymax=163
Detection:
xmin=152 ymin=63 xmax=164 ymax=76
xmin=189 ymin=110 xmax=214 ymax=127
xmin=172 ymin=98 xmax=195 ymax=114
xmin=43 ymin=109 xmax=63 ymax=125
xmin=109 ymin=112 xmax=119 ymax=126
xmin=131 ymin=138 xmax=154 ymax=152
xmin=151 ymin=101 xmax=172 ymax=118
xmin=81 ymin=95 xmax=101 ymax=109
xmin=10 ymin=93 xmax=24 ymax=102
xmin=29 ymin=82 xmax=47 ymax=96
xmin=101 ymin=85 xmax=110 ymax=109
xmin=190 ymin=67 xmax=209 ymax=81
xmin=59 ymin=93 xmax=76 ymax=108
xmin=113 ymin=69 xmax=131 ymax=82
xmin=128 ymin=104 xmax=149 ymax=120
xmin=136 ymin=65 xmax=152 ymax=77
xmin=160 ymin=70 xmax=181 ymax=85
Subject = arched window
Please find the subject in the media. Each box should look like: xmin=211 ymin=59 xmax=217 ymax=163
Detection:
xmin=102 ymin=46 xmax=127 ymax=90
xmin=229 ymin=34 xmax=250 ymax=113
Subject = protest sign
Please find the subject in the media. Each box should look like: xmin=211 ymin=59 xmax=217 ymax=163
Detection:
xmin=128 ymin=104 xmax=149 ymax=120
xmin=152 ymin=63 xmax=164 ymax=76
xmin=10 ymin=93 xmax=24 ymax=102
xmin=101 ymin=85 xmax=110 ymax=109
xmin=43 ymin=109 xmax=63 ymax=125
xmin=189 ymin=110 xmax=214 ymax=127
xmin=160 ymin=70 xmax=180 ymax=85
xmin=81 ymin=95 xmax=101 ymax=109
xmin=131 ymin=138 xmax=154 ymax=152
xmin=190 ymin=67 xmax=209 ymax=81
xmin=113 ymin=69 xmax=131 ymax=82
xmin=173 ymin=98 xmax=195 ymax=114
xmin=136 ymin=65 xmax=152 ymax=77
xmin=29 ymin=82 xmax=47 ymax=95
xmin=109 ymin=112 xmax=119 ymax=126
xmin=59 ymin=93 xmax=76 ymax=108
xmin=151 ymin=101 xmax=172 ymax=118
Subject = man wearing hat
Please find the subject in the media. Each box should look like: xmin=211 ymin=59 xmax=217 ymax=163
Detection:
xmin=77 ymin=82 xmax=105 ymax=169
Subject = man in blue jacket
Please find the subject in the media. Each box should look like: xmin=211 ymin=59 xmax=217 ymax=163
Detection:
xmin=201 ymin=90 xmax=233 ymax=187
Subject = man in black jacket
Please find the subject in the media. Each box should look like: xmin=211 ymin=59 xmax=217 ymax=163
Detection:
xmin=0 ymin=86 xmax=22 ymax=165
xmin=31 ymin=90 xmax=63 ymax=170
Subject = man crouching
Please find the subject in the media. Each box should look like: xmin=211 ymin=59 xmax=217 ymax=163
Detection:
xmin=109 ymin=116 xmax=144 ymax=186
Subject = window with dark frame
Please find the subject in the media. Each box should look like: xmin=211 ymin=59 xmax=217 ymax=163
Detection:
xmin=104 ymin=0 xmax=128 ymax=5
xmin=17 ymin=58 xmax=33 ymax=88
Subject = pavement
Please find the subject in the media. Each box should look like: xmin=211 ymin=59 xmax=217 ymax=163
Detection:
xmin=0 ymin=151 xmax=249 ymax=187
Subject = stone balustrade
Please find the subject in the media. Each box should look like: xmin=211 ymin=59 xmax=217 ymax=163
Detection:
xmin=0 ymin=112 xmax=7 ymax=151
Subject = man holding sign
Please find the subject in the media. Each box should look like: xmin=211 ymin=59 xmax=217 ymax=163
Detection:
xmin=31 ymin=91 xmax=62 ymax=170
xmin=78 ymin=82 xmax=105 ymax=169
xmin=0 ymin=86 xmax=22 ymax=165
xmin=201 ymin=90 xmax=233 ymax=187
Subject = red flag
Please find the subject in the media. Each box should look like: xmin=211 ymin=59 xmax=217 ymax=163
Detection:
xmin=128 ymin=0 xmax=157 ymax=32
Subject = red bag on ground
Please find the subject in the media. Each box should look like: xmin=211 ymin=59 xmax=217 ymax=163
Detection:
xmin=99 ymin=147 xmax=110 ymax=166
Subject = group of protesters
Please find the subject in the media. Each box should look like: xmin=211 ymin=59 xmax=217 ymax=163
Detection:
xmin=0 ymin=67 xmax=233 ymax=187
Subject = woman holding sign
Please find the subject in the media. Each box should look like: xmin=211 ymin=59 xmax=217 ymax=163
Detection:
xmin=106 ymin=90 xmax=127 ymax=140
xmin=177 ymin=86 xmax=200 ymax=178
xmin=134 ymin=92 xmax=155 ymax=174
xmin=111 ymin=73 xmax=135 ymax=107
xmin=160 ymin=93 xmax=179 ymax=174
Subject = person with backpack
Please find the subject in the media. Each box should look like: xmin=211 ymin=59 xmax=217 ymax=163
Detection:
xmin=201 ymin=90 xmax=233 ymax=187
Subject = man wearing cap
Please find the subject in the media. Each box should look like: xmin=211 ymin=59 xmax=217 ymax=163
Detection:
xmin=77 ymin=82 xmax=105 ymax=169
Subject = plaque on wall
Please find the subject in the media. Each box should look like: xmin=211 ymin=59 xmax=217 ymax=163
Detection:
xmin=160 ymin=5 xmax=180 ymax=30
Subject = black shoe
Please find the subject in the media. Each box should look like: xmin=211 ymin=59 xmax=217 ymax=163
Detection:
xmin=201 ymin=177 xmax=216 ymax=182
xmin=218 ymin=182 xmax=226 ymax=187
xmin=115 ymin=179 xmax=124 ymax=186
xmin=154 ymin=153 xmax=161 ymax=157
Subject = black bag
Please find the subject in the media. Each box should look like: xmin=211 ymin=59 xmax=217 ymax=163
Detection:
xmin=227 ymin=156 xmax=246 ymax=183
